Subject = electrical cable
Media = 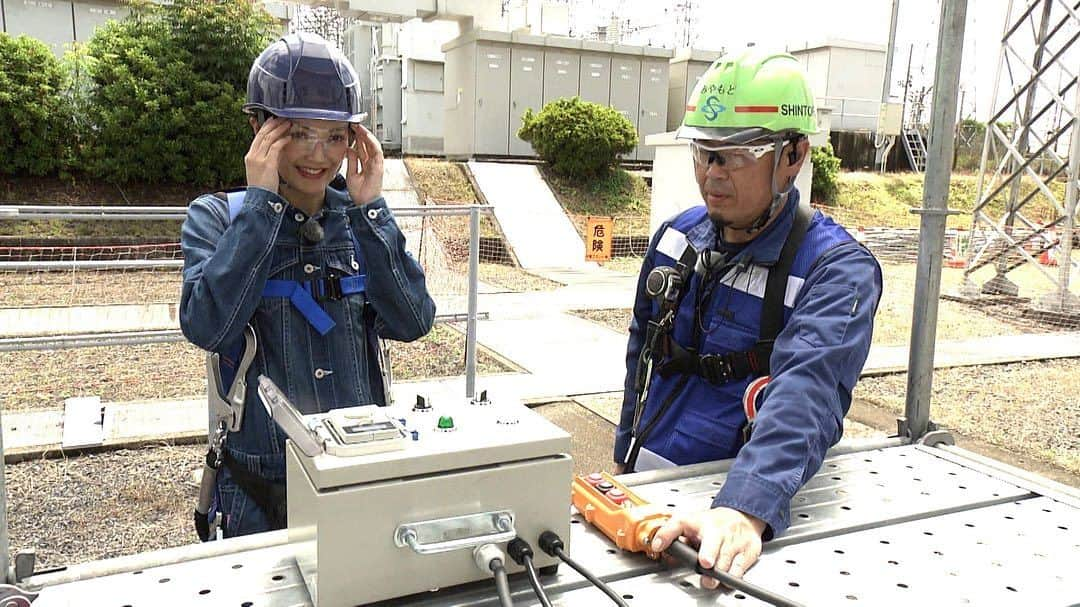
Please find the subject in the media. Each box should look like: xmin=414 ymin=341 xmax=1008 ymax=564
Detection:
xmin=664 ymin=540 xmax=805 ymax=607
xmin=507 ymin=539 xmax=553 ymax=607
xmin=474 ymin=544 xmax=515 ymax=607
xmin=537 ymin=532 xmax=628 ymax=607
xmin=491 ymin=559 xmax=514 ymax=607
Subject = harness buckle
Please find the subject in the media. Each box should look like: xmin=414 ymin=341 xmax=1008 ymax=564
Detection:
xmin=699 ymin=353 xmax=735 ymax=384
xmin=313 ymin=272 xmax=344 ymax=302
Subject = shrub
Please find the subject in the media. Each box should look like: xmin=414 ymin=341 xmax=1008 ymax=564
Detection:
xmin=811 ymin=143 xmax=842 ymax=204
xmin=80 ymin=0 xmax=276 ymax=185
xmin=518 ymin=97 xmax=638 ymax=182
xmin=0 ymin=34 xmax=72 ymax=176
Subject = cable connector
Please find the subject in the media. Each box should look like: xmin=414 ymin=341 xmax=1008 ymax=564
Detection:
xmin=537 ymin=530 xmax=565 ymax=557
xmin=473 ymin=543 xmax=505 ymax=575
xmin=506 ymin=538 xmax=535 ymax=566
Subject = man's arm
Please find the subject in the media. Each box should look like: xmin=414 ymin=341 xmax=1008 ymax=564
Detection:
xmin=651 ymin=243 xmax=882 ymax=582
xmin=179 ymin=187 xmax=287 ymax=352
xmin=347 ymin=199 xmax=436 ymax=342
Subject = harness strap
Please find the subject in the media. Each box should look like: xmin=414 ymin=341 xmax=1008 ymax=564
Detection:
xmin=656 ymin=201 xmax=814 ymax=386
xmin=221 ymin=451 xmax=287 ymax=531
xmin=221 ymin=190 xmax=368 ymax=334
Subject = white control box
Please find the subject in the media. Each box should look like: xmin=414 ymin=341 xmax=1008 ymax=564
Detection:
xmin=277 ymin=387 xmax=573 ymax=607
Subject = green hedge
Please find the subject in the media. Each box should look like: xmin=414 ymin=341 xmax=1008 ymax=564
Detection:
xmin=0 ymin=34 xmax=72 ymax=176
xmin=811 ymin=143 xmax=842 ymax=204
xmin=518 ymin=96 xmax=638 ymax=182
xmin=78 ymin=0 xmax=277 ymax=185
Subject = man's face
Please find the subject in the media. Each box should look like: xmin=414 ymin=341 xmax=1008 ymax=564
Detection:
xmin=277 ymin=118 xmax=350 ymax=196
xmin=692 ymin=140 xmax=778 ymax=228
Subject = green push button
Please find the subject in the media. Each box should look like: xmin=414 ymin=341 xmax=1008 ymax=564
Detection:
xmin=437 ymin=416 xmax=455 ymax=430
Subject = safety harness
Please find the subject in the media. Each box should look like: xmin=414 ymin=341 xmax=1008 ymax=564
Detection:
xmin=195 ymin=189 xmax=368 ymax=541
xmin=625 ymin=202 xmax=813 ymax=471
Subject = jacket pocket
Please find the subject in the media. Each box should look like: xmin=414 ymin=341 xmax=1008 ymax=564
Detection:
xmin=666 ymin=406 xmax=743 ymax=465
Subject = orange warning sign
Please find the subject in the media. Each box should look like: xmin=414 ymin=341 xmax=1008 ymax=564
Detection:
xmin=585 ymin=216 xmax=614 ymax=262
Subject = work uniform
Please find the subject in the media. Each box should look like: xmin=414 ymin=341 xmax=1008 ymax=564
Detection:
xmin=181 ymin=185 xmax=435 ymax=536
xmin=615 ymin=191 xmax=882 ymax=537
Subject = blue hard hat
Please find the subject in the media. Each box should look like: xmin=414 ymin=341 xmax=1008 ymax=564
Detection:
xmin=244 ymin=32 xmax=366 ymax=123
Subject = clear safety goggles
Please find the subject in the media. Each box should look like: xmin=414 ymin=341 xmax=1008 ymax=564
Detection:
xmin=289 ymin=126 xmax=350 ymax=154
xmin=689 ymin=140 xmax=775 ymax=171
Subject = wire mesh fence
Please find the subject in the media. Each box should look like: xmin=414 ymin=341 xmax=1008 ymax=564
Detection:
xmin=1 ymin=197 xmax=1077 ymax=410
xmin=570 ymin=204 xmax=1080 ymax=337
xmin=0 ymin=204 xmax=519 ymax=410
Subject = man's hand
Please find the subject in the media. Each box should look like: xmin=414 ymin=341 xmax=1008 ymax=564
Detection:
xmin=346 ymin=123 xmax=384 ymax=206
xmin=650 ymin=507 xmax=767 ymax=589
xmin=245 ymin=117 xmax=291 ymax=193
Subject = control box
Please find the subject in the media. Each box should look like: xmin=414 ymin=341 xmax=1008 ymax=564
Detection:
xmin=262 ymin=380 xmax=573 ymax=607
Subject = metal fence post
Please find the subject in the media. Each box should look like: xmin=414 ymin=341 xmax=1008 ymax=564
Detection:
xmin=0 ymin=406 xmax=11 ymax=583
xmin=465 ymin=206 xmax=480 ymax=399
xmin=903 ymin=0 xmax=968 ymax=440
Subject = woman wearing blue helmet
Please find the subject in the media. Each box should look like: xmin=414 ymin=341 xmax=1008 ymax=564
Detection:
xmin=180 ymin=33 xmax=436 ymax=538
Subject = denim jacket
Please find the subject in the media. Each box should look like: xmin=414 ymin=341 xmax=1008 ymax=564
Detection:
xmin=180 ymin=185 xmax=435 ymax=482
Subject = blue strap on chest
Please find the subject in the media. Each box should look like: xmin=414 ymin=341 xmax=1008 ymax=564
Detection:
xmin=226 ymin=190 xmax=367 ymax=335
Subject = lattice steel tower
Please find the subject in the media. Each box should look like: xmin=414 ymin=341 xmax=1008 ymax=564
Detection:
xmin=963 ymin=0 xmax=1079 ymax=316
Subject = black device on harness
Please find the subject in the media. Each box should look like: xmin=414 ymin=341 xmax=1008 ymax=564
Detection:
xmin=625 ymin=202 xmax=813 ymax=472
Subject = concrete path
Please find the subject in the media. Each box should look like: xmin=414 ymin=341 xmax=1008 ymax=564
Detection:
xmin=467 ymin=162 xmax=587 ymax=269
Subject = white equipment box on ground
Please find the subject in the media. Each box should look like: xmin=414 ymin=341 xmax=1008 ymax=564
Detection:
xmin=272 ymin=385 xmax=572 ymax=606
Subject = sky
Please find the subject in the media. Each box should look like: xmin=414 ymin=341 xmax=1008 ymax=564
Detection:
xmin=566 ymin=0 xmax=1072 ymax=123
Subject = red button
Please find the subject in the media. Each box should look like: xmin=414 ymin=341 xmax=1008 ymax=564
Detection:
xmin=586 ymin=473 xmax=604 ymax=486
xmin=607 ymin=489 xmax=628 ymax=504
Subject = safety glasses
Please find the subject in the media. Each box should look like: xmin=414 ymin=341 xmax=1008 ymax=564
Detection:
xmin=289 ymin=126 xmax=350 ymax=154
xmin=689 ymin=141 xmax=775 ymax=171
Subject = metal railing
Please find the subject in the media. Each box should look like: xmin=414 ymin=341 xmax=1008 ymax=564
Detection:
xmin=0 ymin=203 xmax=492 ymax=399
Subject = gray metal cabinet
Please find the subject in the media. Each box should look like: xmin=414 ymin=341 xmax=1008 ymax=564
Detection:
xmin=4 ymin=0 xmax=74 ymax=57
xmin=542 ymin=49 xmax=579 ymax=104
xmin=73 ymin=2 xmax=129 ymax=42
xmin=636 ymin=55 xmax=670 ymax=160
xmin=578 ymin=51 xmax=612 ymax=106
xmin=667 ymin=49 xmax=723 ymax=131
xmin=509 ymin=46 xmax=543 ymax=156
xmin=475 ymin=43 xmax=511 ymax=155
xmin=610 ymin=54 xmax=642 ymax=132
xmin=376 ymin=57 xmax=402 ymax=150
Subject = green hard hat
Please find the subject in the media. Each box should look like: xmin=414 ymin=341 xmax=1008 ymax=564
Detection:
xmin=677 ymin=49 xmax=819 ymax=144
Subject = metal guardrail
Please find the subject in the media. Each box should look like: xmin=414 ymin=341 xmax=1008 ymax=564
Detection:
xmin=0 ymin=204 xmax=493 ymax=400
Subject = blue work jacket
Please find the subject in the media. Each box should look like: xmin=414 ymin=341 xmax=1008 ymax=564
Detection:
xmin=615 ymin=191 xmax=882 ymax=538
xmin=180 ymin=185 xmax=435 ymax=482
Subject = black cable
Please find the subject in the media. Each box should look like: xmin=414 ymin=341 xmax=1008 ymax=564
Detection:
xmin=538 ymin=532 xmax=628 ymax=607
xmin=523 ymin=557 xmax=553 ymax=607
xmin=508 ymin=539 xmax=552 ymax=607
xmin=664 ymin=540 xmax=805 ymax=607
xmin=490 ymin=558 xmax=514 ymax=607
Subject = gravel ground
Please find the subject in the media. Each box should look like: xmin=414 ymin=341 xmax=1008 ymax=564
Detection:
xmin=0 ymin=325 xmax=510 ymax=412
xmin=2 ymin=402 xmax=602 ymax=569
xmin=5 ymin=444 xmax=204 ymax=569
xmin=853 ymin=360 xmax=1080 ymax=477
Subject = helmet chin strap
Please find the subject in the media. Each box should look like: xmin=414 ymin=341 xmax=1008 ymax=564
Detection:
xmin=713 ymin=138 xmax=795 ymax=236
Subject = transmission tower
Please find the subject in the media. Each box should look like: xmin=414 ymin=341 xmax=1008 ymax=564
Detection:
xmin=962 ymin=0 xmax=1080 ymax=318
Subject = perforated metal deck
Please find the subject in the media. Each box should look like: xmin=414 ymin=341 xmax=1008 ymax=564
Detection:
xmin=29 ymin=445 xmax=1080 ymax=606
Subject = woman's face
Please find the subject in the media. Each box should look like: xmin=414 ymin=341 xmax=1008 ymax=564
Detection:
xmin=275 ymin=118 xmax=350 ymax=197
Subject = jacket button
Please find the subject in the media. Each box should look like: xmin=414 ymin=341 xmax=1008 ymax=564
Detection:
xmin=367 ymin=208 xmax=379 ymax=220
xmin=314 ymin=368 xmax=331 ymax=380
xmin=294 ymin=212 xmax=305 ymax=222
xmin=271 ymin=202 xmax=283 ymax=213
xmin=304 ymin=263 xmax=317 ymax=274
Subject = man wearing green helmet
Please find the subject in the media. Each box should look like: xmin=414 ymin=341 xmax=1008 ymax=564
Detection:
xmin=615 ymin=50 xmax=883 ymax=587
